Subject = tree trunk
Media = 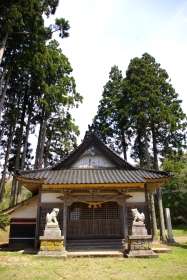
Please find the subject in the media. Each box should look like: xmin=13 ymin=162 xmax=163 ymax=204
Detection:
xmin=10 ymin=95 xmax=27 ymax=206
xmin=35 ymin=115 xmax=47 ymax=169
xmin=0 ymin=124 xmax=15 ymax=202
xmin=144 ymin=136 xmax=151 ymax=169
xmin=0 ymin=71 xmax=10 ymax=120
xmin=157 ymin=187 xmax=167 ymax=242
xmin=151 ymin=122 xmax=166 ymax=241
xmin=9 ymin=177 xmax=19 ymax=207
xmin=144 ymin=183 xmax=151 ymax=235
xmin=15 ymin=108 xmax=32 ymax=203
xmin=0 ymin=65 xmax=7 ymax=90
xmin=151 ymin=123 xmax=159 ymax=170
xmin=0 ymin=33 xmax=8 ymax=65
xmin=43 ymin=135 xmax=52 ymax=168
xmin=120 ymin=129 xmax=127 ymax=160
xmin=20 ymin=112 xmax=31 ymax=170
xmin=137 ymin=131 xmax=144 ymax=168
xmin=149 ymin=192 xmax=158 ymax=240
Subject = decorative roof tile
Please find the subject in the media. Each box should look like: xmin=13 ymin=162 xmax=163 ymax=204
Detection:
xmin=18 ymin=168 xmax=168 ymax=185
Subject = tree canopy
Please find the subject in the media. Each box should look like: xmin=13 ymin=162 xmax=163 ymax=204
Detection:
xmin=0 ymin=1 xmax=82 ymax=206
xmin=162 ymin=154 xmax=187 ymax=225
xmin=93 ymin=53 xmax=186 ymax=169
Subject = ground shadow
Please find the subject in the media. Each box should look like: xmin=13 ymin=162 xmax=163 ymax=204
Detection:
xmin=169 ymin=242 xmax=187 ymax=249
xmin=0 ymin=243 xmax=37 ymax=254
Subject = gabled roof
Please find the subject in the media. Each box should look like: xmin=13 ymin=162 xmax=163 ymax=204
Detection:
xmin=52 ymin=131 xmax=135 ymax=170
xmin=16 ymin=131 xmax=170 ymax=192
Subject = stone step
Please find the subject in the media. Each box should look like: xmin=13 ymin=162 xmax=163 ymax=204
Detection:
xmin=67 ymin=246 xmax=122 ymax=251
xmin=67 ymin=250 xmax=123 ymax=257
xmin=152 ymin=247 xmax=172 ymax=253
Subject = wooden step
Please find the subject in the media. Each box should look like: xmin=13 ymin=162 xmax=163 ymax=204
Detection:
xmin=66 ymin=239 xmax=123 ymax=251
xmin=67 ymin=239 xmax=122 ymax=244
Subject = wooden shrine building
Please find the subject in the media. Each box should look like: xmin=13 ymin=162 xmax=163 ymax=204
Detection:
xmin=8 ymin=132 xmax=169 ymax=251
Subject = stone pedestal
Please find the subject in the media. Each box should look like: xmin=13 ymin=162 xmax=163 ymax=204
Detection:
xmin=124 ymin=222 xmax=158 ymax=258
xmin=39 ymin=224 xmax=66 ymax=256
xmin=43 ymin=223 xmax=62 ymax=238
xmin=132 ymin=222 xmax=148 ymax=235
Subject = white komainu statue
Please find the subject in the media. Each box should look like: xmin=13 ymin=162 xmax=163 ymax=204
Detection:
xmin=46 ymin=208 xmax=59 ymax=225
xmin=131 ymin=208 xmax=145 ymax=223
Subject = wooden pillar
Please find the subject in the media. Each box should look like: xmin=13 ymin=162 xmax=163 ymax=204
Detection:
xmin=144 ymin=183 xmax=151 ymax=235
xmin=123 ymin=203 xmax=128 ymax=240
xmin=34 ymin=187 xmax=41 ymax=249
xmin=63 ymin=198 xmax=68 ymax=250
xmin=157 ymin=187 xmax=167 ymax=242
xmin=149 ymin=192 xmax=158 ymax=240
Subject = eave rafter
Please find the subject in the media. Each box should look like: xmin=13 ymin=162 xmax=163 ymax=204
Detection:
xmin=16 ymin=174 xmax=169 ymax=193
xmin=16 ymin=175 xmax=45 ymax=193
xmin=41 ymin=182 xmax=145 ymax=190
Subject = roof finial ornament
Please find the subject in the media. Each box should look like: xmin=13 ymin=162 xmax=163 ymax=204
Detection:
xmin=85 ymin=124 xmax=95 ymax=138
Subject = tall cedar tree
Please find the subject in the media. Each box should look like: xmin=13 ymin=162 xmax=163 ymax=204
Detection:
xmin=7 ymin=40 xmax=82 ymax=206
xmin=93 ymin=53 xmax=186 ymax=241
xmin=34 ymin=40 xmax=82 ymax=169
xmin=93 ymin=53 xmax=186 ymax=168
xmin=0 ymin=2 xmax=82 ymax=205
xmin=0 ymin=0 xmax=70 ymax=115
xmin=123 ymin=53 xmax=186 ymax=169
xmin=93 ymin=66 xmax=132 ymax=160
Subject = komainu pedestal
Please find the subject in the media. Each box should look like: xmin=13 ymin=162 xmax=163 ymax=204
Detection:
xmin=39 ymin=208 xmax=66 ymax=256
xmin=124 ymin=209 xmax=158 ymax=258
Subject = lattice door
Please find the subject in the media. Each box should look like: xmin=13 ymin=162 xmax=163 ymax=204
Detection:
xmin=67 ymin=202 xmax=123 ymax=239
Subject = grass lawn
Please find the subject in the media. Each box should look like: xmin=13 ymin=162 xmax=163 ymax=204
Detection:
xmin=0 ymin=227 xmax=187 ymax=280
xmin=0 ymin=244 xmax=186 ymax=280
xmin=172 ymin=225 xmax=187 ymax=237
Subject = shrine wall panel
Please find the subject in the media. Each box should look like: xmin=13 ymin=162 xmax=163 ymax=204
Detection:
xmin=10 ymin=196 xmax=38 ymax=219
xmin=41 ymin=192 xmax=63 ymax=203
xmin=126 ymin=191 xmax=145 ymax=203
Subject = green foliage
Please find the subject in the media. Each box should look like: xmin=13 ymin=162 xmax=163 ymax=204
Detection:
xmin=162 ymin=154 xmax=187 ymax=225
xmin=93 ymin=65 xmax=131 ymax=159
xmin=0 ymin=1 xmax=82 ymax=205
xmin=0 ymin=179 xmax=31 ymax=210
xmin=44 ymin=110 xmax=80 ymax=166
xmin=0 ymin=0 xmax=59 ymax=37
xmin=93 ymin=53 xmax=186 ymax=169
xmin=0 ymin=211 xmax=9 ymax=231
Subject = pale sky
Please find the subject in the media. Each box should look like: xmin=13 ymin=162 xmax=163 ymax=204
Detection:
xmin=46 ymin=0 xmax=187 ymax=142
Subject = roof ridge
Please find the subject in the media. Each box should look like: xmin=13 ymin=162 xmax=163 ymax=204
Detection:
xmin=135 ymin=168 xmax=170 ymax=175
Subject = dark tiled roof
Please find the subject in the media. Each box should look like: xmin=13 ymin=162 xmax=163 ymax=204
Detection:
xmin=18 ymin=168 xmax=168 ymax=185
